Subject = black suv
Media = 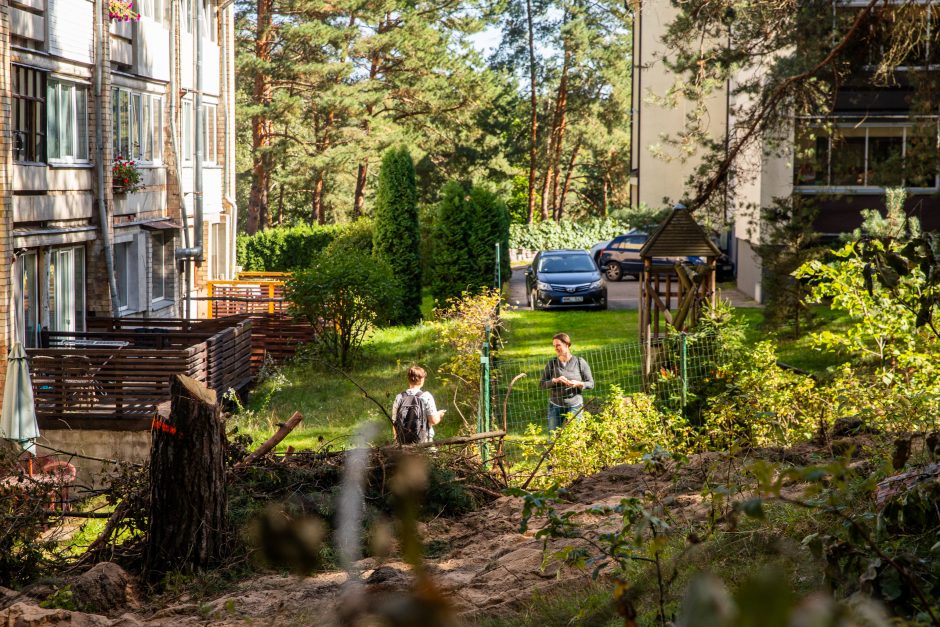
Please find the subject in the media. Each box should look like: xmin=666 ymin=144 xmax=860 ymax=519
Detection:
xmin=597 ymin=232 xmax=735 ymax=282
xmin=525 ymin=250 xmax=607 ymax=310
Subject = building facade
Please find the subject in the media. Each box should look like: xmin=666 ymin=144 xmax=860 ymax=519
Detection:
xmin=1 ymin=0 xmax=237 ymax=383
xmin=631 ymin=1 xmax=940 ymax=302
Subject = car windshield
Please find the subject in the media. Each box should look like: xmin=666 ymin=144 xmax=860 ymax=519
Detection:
xmin=538 ymin=255 xmax=596 ymax=273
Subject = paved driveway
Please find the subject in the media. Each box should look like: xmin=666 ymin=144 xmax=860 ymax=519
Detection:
xmin=507 ymin=265 xmax=760 ymax=310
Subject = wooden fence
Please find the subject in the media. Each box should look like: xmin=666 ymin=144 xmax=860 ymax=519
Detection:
xmin=206 ymin=272 xmax=289 ymax=319
xmin=30 ymin=318 xmax=253 ymax=430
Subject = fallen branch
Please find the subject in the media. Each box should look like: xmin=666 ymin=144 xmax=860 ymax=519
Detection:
xmin=316 ymin=360 xmax=395 ymax=428
xmin=235 ymin=411 xmax=303 ymax=468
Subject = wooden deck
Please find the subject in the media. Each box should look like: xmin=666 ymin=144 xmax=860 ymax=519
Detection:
xmin=30 ymin=317 xmax=253 ymax=430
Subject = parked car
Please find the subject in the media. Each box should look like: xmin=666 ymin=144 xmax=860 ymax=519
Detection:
xmin=597 ymin=232 xmax=735 ymax=282
xmin=589 ymin=239 xmax=612 ymax=266
xmin=525 ymin=250 xmax=607 ymax=310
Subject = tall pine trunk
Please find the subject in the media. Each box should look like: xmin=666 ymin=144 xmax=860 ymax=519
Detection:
xmin=549 ymin=47 xmax=571 ymax=220
xmin=247 ymin=0 xmax=273 ymax=235
xmin=557 ymin=137 xmax=581 ymax=220
xmin=311 ymin=172 xmax=325 ymax=224
xmin=525 ymin=0 xmax=538 ymax=224
xmin=352 ymin=49 xmax=382 ymax=219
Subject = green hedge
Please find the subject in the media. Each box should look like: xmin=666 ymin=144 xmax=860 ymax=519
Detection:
xmin=236 ymin=224 xmax=347 ymax=271
xmin=509 ymin=218 xmax=632 ymax=251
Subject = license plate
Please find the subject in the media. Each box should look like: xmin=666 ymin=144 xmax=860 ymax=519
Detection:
xmin=561 ymin=296 xmax=583 ymax=303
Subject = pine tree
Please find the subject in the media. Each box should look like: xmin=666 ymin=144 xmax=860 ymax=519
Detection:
xmin=373 ymin=146 xmax=422 ymax=325
xmin=468 ymin=186 xmax=511 ymax=291
xmin=430 ymin=182 xmax=478 ymax=306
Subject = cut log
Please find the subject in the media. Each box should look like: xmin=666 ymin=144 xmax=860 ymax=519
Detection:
xmin=235 ymin=411 xmax=303 ymax=468
xmin=144 ymin=374 xmax=227 ymax=580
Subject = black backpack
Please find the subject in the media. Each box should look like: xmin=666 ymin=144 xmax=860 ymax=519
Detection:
xmin=395 ymin=392 xmax=429 ymax=445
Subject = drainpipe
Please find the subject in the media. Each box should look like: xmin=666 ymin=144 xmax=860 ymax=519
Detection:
xmin=193 ymin=0 xmax=205 ymax=264
xmin=95 ymin=0 xmax=121 ymax=318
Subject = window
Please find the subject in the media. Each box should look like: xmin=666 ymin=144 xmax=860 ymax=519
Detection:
xmin=203 ymin=0 xmax=217 ymax=42
xmin=113 ymin=241 xmax=139 ymax=312
xmin=139 ymin=0 xmax=164 ymax=23
xmin=211 ymin=222 xmax=226 ymax=279
xmin=183 ymin=0 xmax=193 ymax=34
xmin=18 ymin=252 xmax=39 ymax=348
xmin=151 ymin=232 xmax=173 ymax=302
xmin=13 ymin=65 xmax=45 ymax=162
xmin=48 ymin=247 xmax=85 ymax=333
xmin=112 ymin=89 xmax=163 ymax=162
xmin=47 ymin=80 xmax=89 ymax=162
xmin=203 ymin=104 xmax=217 ymax=163
xmin=183 ymin=100 xmax=193 ymax=161
xmin=795 ymin=122 xmax=940 ymax=189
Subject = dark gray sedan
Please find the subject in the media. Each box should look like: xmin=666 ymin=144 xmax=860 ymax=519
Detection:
xmin=524 ymin=250 xmax=608 ymax=310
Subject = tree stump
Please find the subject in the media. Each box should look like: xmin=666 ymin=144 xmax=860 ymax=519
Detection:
xmin=144 ymin=375 xmax=227 ymax=580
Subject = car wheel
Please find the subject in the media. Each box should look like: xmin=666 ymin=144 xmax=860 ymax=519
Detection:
xmin=605 ymin=263 xmax=622 ymax=282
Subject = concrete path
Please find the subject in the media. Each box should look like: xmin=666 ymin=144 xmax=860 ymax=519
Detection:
xmin=507 ymin=265 xmax=760 ymax=310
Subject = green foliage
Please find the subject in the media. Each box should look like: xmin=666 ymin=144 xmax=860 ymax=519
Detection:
xmin=286 ymin=250 xmax=401 ymax=368
xmin=373 ymin=147 xmax=422 ymax=325
xmin=40 ymin=585 xmax=77 ymax=611
xmin=236 ymin=223 xmax=343 ymax=271
xmin=430 ymin=182 xmax=509 ymax=305
xmin=607 ymin=204 xmax=671 ymax=233
xmin=518 ymin=394 xmax=688 ymax=490
xmin=323 ymin=219 xmax=374 ymax=258
xmin=854 ymin=187 xmax=921 ymax=241
xmin=430 ymin=182 xmax=479 ymax=305
xmin=468 ymin=186 xmax=511 ymax=288
xmin=509 ymin=217 xmax=630 ymax=251
xmin=755 ymin=195 xmax=824 ymax=333
xmin=434 ymin=288 xmax=502 ymax=422
xmin=505 ymin=175 xmax=534 ymax=225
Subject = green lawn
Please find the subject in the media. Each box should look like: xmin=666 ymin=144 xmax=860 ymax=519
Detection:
xmin=232 ymin=300 xmax=852 ymax=451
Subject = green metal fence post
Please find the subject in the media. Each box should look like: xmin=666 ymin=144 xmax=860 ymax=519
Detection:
xmin=680 ymin=332 xmax=688 ymax=408
xmin=479 ymin=325 xmax=492 ymax=465
xmin=495 ymin=242 xmax=502 ymax=316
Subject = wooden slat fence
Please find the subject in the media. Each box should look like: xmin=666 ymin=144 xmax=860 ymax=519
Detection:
xmin=234 ymin=314 xmax=321 ymax=373
xmin=206 ymin=280 xmax=287 ymax=318
xmin=29 ymin=318 xmax=253 ymax=430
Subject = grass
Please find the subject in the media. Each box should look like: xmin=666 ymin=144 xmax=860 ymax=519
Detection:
xmin=498 ymin=308 xmax=639 ymax=358
xmin=232 ymin=321 xmax=463 ymax=451
xmin=232 ymin=297 xmax=855 ymax=451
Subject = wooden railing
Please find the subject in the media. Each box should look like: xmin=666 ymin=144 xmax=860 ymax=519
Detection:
xmin=206 ymin=279 xmax=287 ymax=318
xmin=29 ymin=318 xmax=253 ymax=430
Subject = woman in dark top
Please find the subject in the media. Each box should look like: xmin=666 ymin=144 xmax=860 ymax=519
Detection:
xmin=539 ymin=333 xmax=594 ymax=431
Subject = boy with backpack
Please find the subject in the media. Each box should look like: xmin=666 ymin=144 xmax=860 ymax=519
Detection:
xmin=392 ymin=366 xmax=446 ymax=445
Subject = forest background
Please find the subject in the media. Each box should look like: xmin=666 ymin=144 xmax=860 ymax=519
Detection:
xmin=234 ymin=0 xmax=634 ymax=233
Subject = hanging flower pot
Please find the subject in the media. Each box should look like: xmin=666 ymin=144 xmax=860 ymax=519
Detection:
xmin=112 ymin=156 xmax=144 ymax=194
xmin=109 ymin=0 xmax=141 ymax=22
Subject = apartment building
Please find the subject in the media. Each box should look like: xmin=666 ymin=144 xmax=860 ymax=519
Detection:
xmin=631 ymin=1 xmax=940 ymax=302
xmin=1 ymin=0 xmax=236 ymax=375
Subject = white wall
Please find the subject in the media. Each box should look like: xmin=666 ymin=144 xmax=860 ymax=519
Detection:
xmin=48 ymin=0 xmax=93 ymax=63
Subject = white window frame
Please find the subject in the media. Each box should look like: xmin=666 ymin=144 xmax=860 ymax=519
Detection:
xmin=112 ymin=88 xmax=163 ymax=164
xmin=47 ymin=80 xmax=89 ymax=163
xmin=203 ymin=104 xmax=217 ymax=164
xmin=49 ymin=247 xmax=85 ymax=333
xmin=183 ymin=100 xmax=193 ymax=162
xmin=794 ymin=119 xmax=940 ymax=193
xmin=151 ymin=232 xmax=173 ymax=303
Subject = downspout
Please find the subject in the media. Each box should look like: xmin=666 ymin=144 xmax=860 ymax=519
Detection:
xmin=193 ymin=0 xmax=205 ymax=262
xmin=95 ymin=0 xmax=121 ymax=318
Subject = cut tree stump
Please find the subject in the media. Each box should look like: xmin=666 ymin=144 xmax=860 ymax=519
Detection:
xmin=144 ymin=374 xmax=227 ymax=580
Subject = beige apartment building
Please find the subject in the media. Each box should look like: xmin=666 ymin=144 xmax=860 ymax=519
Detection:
xmin=631 ymin=1 xmax=940 ymax=303
xmin=0 ymin=0 xmax=237 ymax=386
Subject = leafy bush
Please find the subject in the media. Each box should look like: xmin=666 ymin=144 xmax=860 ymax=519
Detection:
xmin=322 ymin=218 xmax=374 ymax=258
xmin=286 ymin=249 xmax=401 ymax=368
xmin=236 ymin=223 xmax=344 ymax=272
xmin=509 ymin=217 xmax=631 ymax=251
xmin=434 ymin=288 xmax=502 ymax=422
xmin=518 ymin=392 xmax=688 ymax=489
xmin=373 ymin=147 xmax=422 ymax=325
xmin=430 ymin=182 xmax=509 ymax=306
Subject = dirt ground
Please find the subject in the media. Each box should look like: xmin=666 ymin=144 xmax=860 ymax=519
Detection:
xmin=0 ymin=441 xmax=858 ymax=626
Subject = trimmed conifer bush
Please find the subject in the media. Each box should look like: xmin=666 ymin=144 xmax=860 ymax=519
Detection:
xmin=373 ymin=146 xmax=422 ymax=325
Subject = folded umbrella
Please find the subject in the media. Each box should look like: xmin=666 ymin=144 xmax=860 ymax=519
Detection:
xmin=0 ymin=342 xmax=39 ymax=455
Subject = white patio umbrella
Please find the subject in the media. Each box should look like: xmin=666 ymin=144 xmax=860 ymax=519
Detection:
xmin=0 ymin=341 xmax=39 ymax=456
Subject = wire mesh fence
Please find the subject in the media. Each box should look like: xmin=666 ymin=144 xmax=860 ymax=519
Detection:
xmin=490 ymin=332 xmax=723 ymax=435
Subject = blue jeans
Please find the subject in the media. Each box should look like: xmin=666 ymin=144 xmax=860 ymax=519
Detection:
xmin=548 ymin=403 xmax=581 ymax=432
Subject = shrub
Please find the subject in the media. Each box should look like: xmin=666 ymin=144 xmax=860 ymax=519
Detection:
xmin=286 ymin=250 xmax=401 ymax=368
xmin=430 ymin=182 xmax=479 ymax=305
xmin=468 ymin=186 xmax=511 ymax=289
xmin=373 ymin=147 xmax=422 ymax=325
xmin=112 ymin=157 xmax=144 ymax=193
xmin=236 ymin=223 xmax=344 ymax=272
xmin=323 ymin=219 xmax=373 ymax=258
xmin=430 ymin=182 xmax=511 ymax=306
xmin=509 ymin=217 xmax=631 ymax=251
